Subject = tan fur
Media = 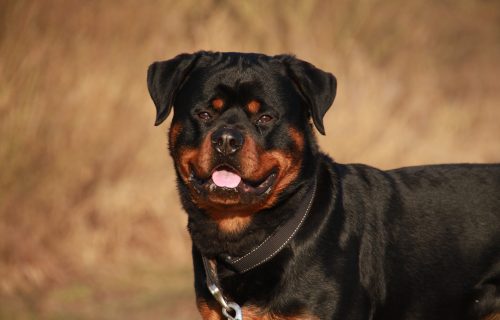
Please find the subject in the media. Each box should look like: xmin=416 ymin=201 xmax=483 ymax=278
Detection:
xmin=197 ymin=299 xmax=223 ymax=320
xmin=247 ymin=100 xmax=261 ymax=114
xmin=212 ymin=213 xmax=253 ymax=233
xmin=177 ymin=131 xmax=214 ymax=197
xmin=212 ymin=98 xmax=224 ymax=110
xmin=484 ymin=313 xmax=500 ymax=320
xmin=169 ymin=122 xmax=182 ymax=147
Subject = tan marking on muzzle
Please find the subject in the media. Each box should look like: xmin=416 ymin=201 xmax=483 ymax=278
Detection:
xmin=169 ymin=122 xmax=182 ymax=147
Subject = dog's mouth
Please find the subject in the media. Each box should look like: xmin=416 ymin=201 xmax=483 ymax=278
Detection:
xmin=189 ymin=164 xmax=277 ymax=199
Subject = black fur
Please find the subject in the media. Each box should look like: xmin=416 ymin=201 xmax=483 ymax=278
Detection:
xmin=147 ymin=51 xmax=500 ymax=319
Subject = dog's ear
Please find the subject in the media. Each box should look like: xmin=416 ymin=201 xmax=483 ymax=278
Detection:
xmin=281 ymin=56 xmax=337 ymax=135
xmin=147 ymin=53 xmax=200 ymax=125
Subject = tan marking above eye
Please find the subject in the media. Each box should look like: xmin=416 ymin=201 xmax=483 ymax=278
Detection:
xmin=211 ymin=98 xmax=224 ymax=110
xmin=247 ymin=100 xmax=261 ymax=114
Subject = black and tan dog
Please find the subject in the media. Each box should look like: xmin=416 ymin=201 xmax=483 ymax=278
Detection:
xmin=147 ymin=51 xmax=500 ymax=320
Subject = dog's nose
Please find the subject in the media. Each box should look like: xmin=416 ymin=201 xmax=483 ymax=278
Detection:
xmin=211 ymin=128 xmax=243 ymax=156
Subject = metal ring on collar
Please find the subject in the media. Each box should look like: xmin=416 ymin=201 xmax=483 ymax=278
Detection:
xmin=222 ymin=301 xmax=243 ymax=320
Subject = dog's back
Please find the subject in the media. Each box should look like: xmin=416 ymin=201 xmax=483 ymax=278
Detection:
xmin=336 ymin=162 xmax=500 ymax=319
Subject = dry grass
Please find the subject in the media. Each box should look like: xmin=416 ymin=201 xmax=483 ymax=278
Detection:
xmin=1 ymin=0 xmax=499 ymax=318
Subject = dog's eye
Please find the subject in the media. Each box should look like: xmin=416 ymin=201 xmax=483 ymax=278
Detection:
xmin=198 ymin=112 xmax=212 ymax=120
xmin=256 ymin=114 xmax=273 ymax=125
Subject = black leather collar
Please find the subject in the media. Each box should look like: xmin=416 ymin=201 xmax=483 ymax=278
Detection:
xmin=222 ymin=179 xmax=317 ymax=273
xmin=202 ymin=176 xmax=317 ymax=274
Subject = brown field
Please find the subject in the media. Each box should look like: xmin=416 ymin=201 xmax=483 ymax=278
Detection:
xmin=1 ymin=0 xmax=499 ymax=319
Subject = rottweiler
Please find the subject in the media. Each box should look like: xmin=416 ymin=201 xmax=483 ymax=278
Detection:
xmin=147 ymin=51 xmax=500 ymax=320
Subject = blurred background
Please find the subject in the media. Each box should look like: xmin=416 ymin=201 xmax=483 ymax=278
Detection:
xmin=1 ymin=0 xmax=499 ymax=318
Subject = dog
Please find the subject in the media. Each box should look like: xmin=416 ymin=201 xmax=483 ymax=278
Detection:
xmin=147 ymin=51 xmax=500 ymax=320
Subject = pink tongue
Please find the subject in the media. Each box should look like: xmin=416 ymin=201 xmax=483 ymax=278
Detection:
xmin=212 ymin=170 xmax=242 ymax=188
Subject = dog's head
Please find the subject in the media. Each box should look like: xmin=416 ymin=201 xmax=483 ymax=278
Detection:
xmin=147 ymin=52 xmax=336 ymax=228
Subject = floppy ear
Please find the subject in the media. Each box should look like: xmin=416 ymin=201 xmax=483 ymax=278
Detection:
xmin=282 ymin=57 xmax=337 ymax=135
xmin=147 ymin=53 xmax=200 ymax=125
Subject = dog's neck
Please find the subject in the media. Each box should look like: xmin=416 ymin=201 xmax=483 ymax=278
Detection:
xmin=181 ymin=165 xmax=319 ymax=259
